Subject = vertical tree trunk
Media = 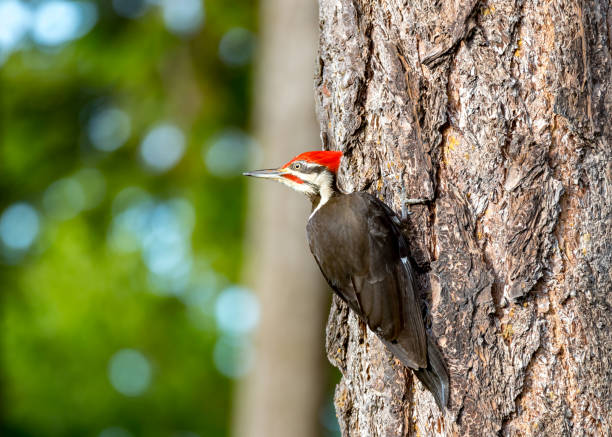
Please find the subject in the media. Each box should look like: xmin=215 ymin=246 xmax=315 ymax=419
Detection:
xmin=234 ymin=1 xmax=328 ymax=437
xmin=316 ymin=0 xmax=612 ymax=435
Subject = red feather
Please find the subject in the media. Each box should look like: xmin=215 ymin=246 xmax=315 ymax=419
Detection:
xmin=282 ymin=151 xmax=343 ymax=173
xmin=282 ymin=174 xmax=304 ymax=184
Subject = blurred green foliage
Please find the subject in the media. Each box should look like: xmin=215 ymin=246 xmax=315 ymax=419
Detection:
xmin=0 ymin=1 xmax=256 ymax=436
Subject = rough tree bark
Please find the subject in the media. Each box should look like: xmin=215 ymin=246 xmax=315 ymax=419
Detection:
xmin=315 ymin=0 xmax=612 ymax=435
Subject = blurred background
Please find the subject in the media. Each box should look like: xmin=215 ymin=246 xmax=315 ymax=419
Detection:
xmin=0 ymin=1 xmax=339 ymax=436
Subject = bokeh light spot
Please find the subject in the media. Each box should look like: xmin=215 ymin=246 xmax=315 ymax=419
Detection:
xmin=147 ymin=263 xmax=191 ymax=296
xmin=111 ymin=186 xmax=151 ymax=216
xmin=0 ymin=0 xmax=32 ymax=53
xmin=167 ymin=197 xmax=196 ymax=235
xmin=215 ymin=286 xmax=259 ymax=335
xmin=32 ymin=1 xmax=98 ymax=47
xmin=183 ymin=282 xmax=215 ymax=311
xmin=161 ymin=0 xmax=204 ymax=36
xmin=204 ymin=128 xmax=257 ymax=177
xmin=140 ymin=123 xmax=186 ymax=172
xmin=107 ymin=191 xmax=154 ymax=253
xmin=213 ymin=335 xmax=254 ymax=379
xmin=107 ymin=191 xmax=196 ymax=295
xmin=143 ymin=236 xmax=188 ymax=277
xmin=218 ymin=28 xmax=255 ymax=67
xmin=88 ymin=107 xmax=131 ymax=152
xmin=108 ymin=349 xmax=152 ymax=397
xmin=0 ymin=203 xmax=40 ymax=250
xmin=43 ymin=177 xmax=86 ymax=221
xmin=142 ymin=203 xmax=190 ymax=275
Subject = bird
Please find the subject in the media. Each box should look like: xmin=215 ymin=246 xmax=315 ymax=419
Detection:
xmin=243 ymin=150 xmax=449 ymax=409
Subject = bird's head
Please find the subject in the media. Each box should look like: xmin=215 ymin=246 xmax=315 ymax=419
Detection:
xmin=243 ymin=150 xmax=342 ymax=205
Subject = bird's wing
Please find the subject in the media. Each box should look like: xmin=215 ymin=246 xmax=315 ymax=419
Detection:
xmin=307 ymin=193 xmax=427 ymax=369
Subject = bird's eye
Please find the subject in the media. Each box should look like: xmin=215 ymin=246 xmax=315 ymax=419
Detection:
xmin=293 ymin=163 xmax=301 ymax=170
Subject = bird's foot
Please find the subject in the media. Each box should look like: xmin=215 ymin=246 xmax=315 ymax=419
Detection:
xmin=404 ymin=198 xmax=430 ymax=205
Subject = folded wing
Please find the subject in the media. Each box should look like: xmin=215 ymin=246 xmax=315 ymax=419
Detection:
xmin=307 ymin=192 xmax=427 ymax=369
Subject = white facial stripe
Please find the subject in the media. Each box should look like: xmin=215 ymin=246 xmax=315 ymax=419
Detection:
xmin=288 ymin=168 xmax=332 ymax=192
xmin=277 ymin=173 xmax=316 ymax=196
xmin=289 ymin=170 xmax=315 ymax=183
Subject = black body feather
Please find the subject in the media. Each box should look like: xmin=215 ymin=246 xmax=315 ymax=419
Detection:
xmin=307 ymin=192 xmax=449 ymax=409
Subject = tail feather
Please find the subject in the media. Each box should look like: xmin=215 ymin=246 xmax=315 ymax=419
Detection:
xmin=383 ymin=333 xmax=449 ymax=409
xmin=413 ymin=335 xmax=449 ymax=409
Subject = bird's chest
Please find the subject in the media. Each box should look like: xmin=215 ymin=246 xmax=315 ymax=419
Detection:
xmin=306 ymin=202 xmax=368 ymax=274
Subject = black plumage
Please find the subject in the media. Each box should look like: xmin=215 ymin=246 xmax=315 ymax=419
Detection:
xmin=307 ymin=192 xmax=449 ymax=409
xmin=244 ymin=151 xmax=449 ymax=409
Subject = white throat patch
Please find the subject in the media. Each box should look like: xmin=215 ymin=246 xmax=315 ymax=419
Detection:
xmin=308 ymin=171 xmax=334 ymax=219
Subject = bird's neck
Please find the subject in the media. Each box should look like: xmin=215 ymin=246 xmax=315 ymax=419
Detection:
xmin=309 ymin=174 xmax=340 ymax=219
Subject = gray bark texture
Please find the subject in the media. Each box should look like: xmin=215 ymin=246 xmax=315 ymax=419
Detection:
xmin=315 ymin=0 xmax=612 ymax=435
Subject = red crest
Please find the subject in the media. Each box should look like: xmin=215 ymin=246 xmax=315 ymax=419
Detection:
xmin=282 ymin=151 xmax=343 ymax=173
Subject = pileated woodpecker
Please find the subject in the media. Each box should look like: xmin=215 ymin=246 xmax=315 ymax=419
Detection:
xmin=244 ymin=150 xmax=449 ymax=409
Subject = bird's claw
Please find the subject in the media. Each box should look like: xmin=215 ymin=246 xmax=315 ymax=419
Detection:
xmin=404 ymin=198 xmax=430 ymax=205
xmin=403 ymin=198 xmax=431 ymax=216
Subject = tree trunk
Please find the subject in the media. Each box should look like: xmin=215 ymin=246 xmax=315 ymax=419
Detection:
xmin=316 ymin=0 xmax=612 ymax=435
xmin=234 ymin=0 xmax=328 ymax=436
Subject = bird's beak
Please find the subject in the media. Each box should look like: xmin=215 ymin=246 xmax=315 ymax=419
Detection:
xmin=243 ymin=168 xmax=284 ymax=179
